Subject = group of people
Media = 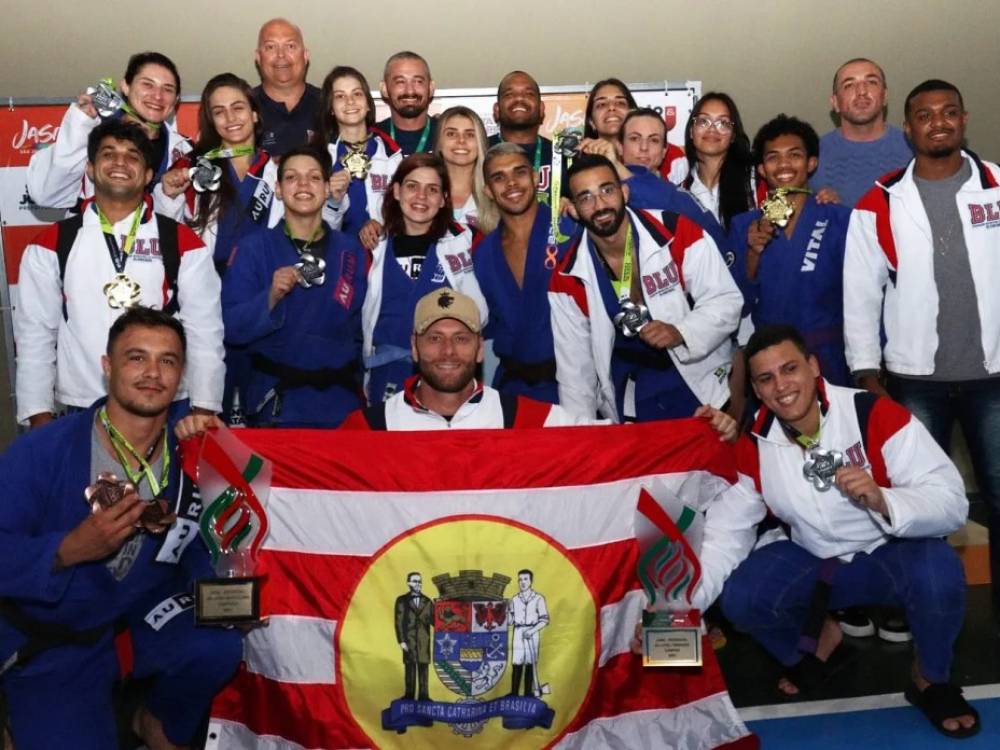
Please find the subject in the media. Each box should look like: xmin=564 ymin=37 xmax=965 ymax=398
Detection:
xmin=0 ymin=14 xmax=994 ymax=747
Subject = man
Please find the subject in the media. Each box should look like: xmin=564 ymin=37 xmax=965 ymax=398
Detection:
xmin=15 ymin=118 xmax=224 ymax=428
xmin=27 ymin=51 xmax=191 ymax=210
xmin=508 ymin=570 xmax=549 ymax=698
xmin=394 ymin=572 xmax=433 ymax=701
xmin=252 ymin=18 xmax=320 ymax=157
xmin=344 ymin=289 xmax=592 ymax=429
xmin=845 ymin=79 xmax=1000 ymax=621
xmin=222 ymin=146 xmax=367 ymax=428
xmin=0 ymin=307 xmax=243 ymax=749
xmin=730 ymin=114 xmax=852 ymax=386
xmin=810 ymin=58 xmax=912 ymax=207
xmin=695 ymin=324 xmax=977 ymax=738
xmin=487 ymin=71 xmax=554 ymax=201
xmin=376 ymin=52 xmax=436 ymax=156
xmin=549 ymin=154 xmax=742 ymax=423
xmin=473 ymin=143 xmax=575 ymax=404
xmin=343 ymin=288 xmax=738 ymax=436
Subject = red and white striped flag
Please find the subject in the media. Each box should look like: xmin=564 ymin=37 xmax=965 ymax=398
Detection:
xmin=204 ymin=420 xmax=757 ymax=750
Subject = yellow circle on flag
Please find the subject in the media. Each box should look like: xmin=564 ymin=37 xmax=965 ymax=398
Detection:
xmin=340 ymin=516 xmax=598 ymax=748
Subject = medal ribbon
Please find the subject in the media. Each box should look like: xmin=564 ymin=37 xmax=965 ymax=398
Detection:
xmin=119 ymin=98 xmax=163 ymax=132
xmin=550 ymin=133 xmax=571 ymax=243
xmin=611 ymin=225 xmax=636 ymax=302
xmin=390 ymin=118 xmax=432 ymax=153
xmin=99 ymin=408 xmax=170 ymax=497
xmin=284 ymin=220 xmax=324 ymax=255
xmin=97 ymin=202 xmax=144 ymax=274
xmin=202 ymin=145 xmax=254 ymax=160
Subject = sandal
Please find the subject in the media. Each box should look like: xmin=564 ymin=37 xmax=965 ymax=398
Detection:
xmin=904 ymin=683 xmax=980 ymax=739
xmin=780 ymin=645 xmax=856 ymax=697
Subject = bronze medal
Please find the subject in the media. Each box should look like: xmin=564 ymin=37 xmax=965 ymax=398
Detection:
xmin=103 ymin=273 xmax=141 ymax=309
xmin=341 ymin=148 xmax=371 ymax=180
xmin=138 ymin=497 xmax=177 ymax=534
xmin=85 ymin=472 xmax=135 ymax=513
xmin=761 ymin=189 xmax=796 ymax=228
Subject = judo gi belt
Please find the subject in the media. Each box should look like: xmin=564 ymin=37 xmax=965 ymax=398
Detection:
xmin=613 ymin=347 xmax=675 ymax=371
xmin=497 ymin=356 xmax=557 ymax=387
xmin=0 ymin=599 xmax=113 ymax=676
xmin=250 ymin=355 xmax=359 ymax=416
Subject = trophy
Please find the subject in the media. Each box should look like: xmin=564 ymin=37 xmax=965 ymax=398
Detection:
xmin=189 ymin=157 xmax=222 ymax=193
xmin=86 ymin=77 xmax=125 ymax=120
xmin=191 ymin=426 xmax=271 ymax=626
xmin=294 ymin=253 xmax=326 ymax=287
xmin=613 ymin=300 xmax=651 ymax=338
xmin=803 ymin=445 xmax=844 ymax=491
xmin=634 ymin=484 xmax=704 ymax=667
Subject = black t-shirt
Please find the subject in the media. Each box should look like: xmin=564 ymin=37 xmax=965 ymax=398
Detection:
xmin=392 ymin=233 xmax=434 ymax=280
xmin=253 ymin=84 xmax=322 ymax=157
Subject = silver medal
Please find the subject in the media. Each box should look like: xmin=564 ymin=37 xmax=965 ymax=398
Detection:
xmin=802 ymin=446 xmax=844 ymax=491
xmin=294 ymin=253 xmax=326 ymax=288
xmin=613 ymin=299 xmax=652 ymax=337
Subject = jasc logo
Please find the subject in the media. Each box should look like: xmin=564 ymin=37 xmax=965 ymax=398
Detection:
xmin=13 ymin=120 xmax=60 ymax=152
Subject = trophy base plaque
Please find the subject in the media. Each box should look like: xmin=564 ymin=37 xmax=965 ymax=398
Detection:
xmin=195 ymin=577 xmax=263 ymax=626
xmin=642 ymin=609 xmax=702 ymax=667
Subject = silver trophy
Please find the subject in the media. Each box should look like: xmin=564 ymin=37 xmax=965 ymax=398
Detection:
xmin=86 ymin=78 xmax=125 ymax=120
xmin=189 ymin=157 xmax=222 ymax=193
xmin=294 ymin=253 xmax=326 ymax=288
xmin=802 ymin=446 xmax=844 ymax=491
xmin=554 ymin=128 xmax=583 ymax=157
xmin=613 ymin=300 xmax=652 ymax=337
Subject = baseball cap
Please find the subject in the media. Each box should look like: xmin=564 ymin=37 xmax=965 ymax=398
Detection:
xmin=413 ymin=289 xmax=481 ymax=335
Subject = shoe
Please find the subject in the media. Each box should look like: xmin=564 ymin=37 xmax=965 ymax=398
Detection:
xmin=831 ymin=607 xmax=875 ymax=638
xmin=878 ymin=616 xmax=913 ymax=643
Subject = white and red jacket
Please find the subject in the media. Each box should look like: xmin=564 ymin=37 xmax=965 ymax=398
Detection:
xmin=14 ymin=196 xmax=224 ymax=423
xmin=340 ymin=377 xmax=600 ymax=430
xmin=548 ymin=208 xmax=741 ymax=422
xmin=844 ymin=151 xmax=1000 ymax=376
xmin=361 ymin=225 xmax=488 ymax=368
xmin=26 ymin=103 xmax=192 ymax=210
xmin=694 ymin=379 xmax=967 ymax=611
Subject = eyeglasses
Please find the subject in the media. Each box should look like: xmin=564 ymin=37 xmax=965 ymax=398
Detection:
xmin=573 ymin=183 xmax=620 ymax=209
xmin=692 ymin=116 xmax=734 ymax=134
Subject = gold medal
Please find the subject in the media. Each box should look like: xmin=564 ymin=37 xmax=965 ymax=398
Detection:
xmin=761 ymin=189 xmax=796 ymax=228
xmin=341 ymin=147 xmax=371 ymax=180
xmin=103 ymin=273 xmax=142 ymax=309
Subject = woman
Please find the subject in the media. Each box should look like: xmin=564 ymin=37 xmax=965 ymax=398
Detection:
xmin=582 ymin=77 xmax=637 ymax=144
xmin=312 ymin=65 xmax=403 ymax=239
xmin=157 ymin=73 xmax=279 ymax=271
xmin=433 ymin=106 xmax=498 ymax=233
xmin=157 ymin=73 xmax=280 ymax=423
xmin=26 ymin=51 xmax=191 ymax=209
xmin=222 ymin=146 xmax=367 ymax=429
xmin=681 ymin=93 xmax=756 ymax=233
xmin=362 ymin=153 xmax=488 ymax=403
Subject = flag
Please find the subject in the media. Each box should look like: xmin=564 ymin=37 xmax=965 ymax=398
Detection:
xmin=204 ymin=419 xmax=757 ymax=750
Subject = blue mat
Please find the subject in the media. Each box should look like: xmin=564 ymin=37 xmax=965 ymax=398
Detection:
xmin=745 ymin=695 xmax=998 ymax=749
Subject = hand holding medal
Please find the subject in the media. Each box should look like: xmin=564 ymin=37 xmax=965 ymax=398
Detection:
xmin=85 ymin=77 xmax=125 ymax=120
xmin=760 ymin=187 xmax=812 ymax=228
xmin=189 ymin=157 xmax=223 ymax=193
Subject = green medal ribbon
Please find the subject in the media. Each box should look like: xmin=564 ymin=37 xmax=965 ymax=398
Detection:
xmin=390 ymin=118 xmax=432 ymax=153
xmin=549 ymin=131 xmax=571 ymax=243
xmin=202 ymin=145 xmax=254 ymax=160
xmin=611 ymin=225 xmax=635 ymax=302
xmin=284 ymin=220 xmax=323 ymax=255
xmin=99 ymin=408 xmax=170 ymax=497
xmin=97 ymin=202 xmax=144 ymax=263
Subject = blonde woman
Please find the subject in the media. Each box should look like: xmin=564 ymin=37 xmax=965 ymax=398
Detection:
xmin=433 ymin=106 xmax=498 ymax=233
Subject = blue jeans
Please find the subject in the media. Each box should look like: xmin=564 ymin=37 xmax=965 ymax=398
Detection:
xmin=720 ymin=539 xmax=966 ymax=683
xmin=887 ymin=375 xmax=1000 ymax=608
